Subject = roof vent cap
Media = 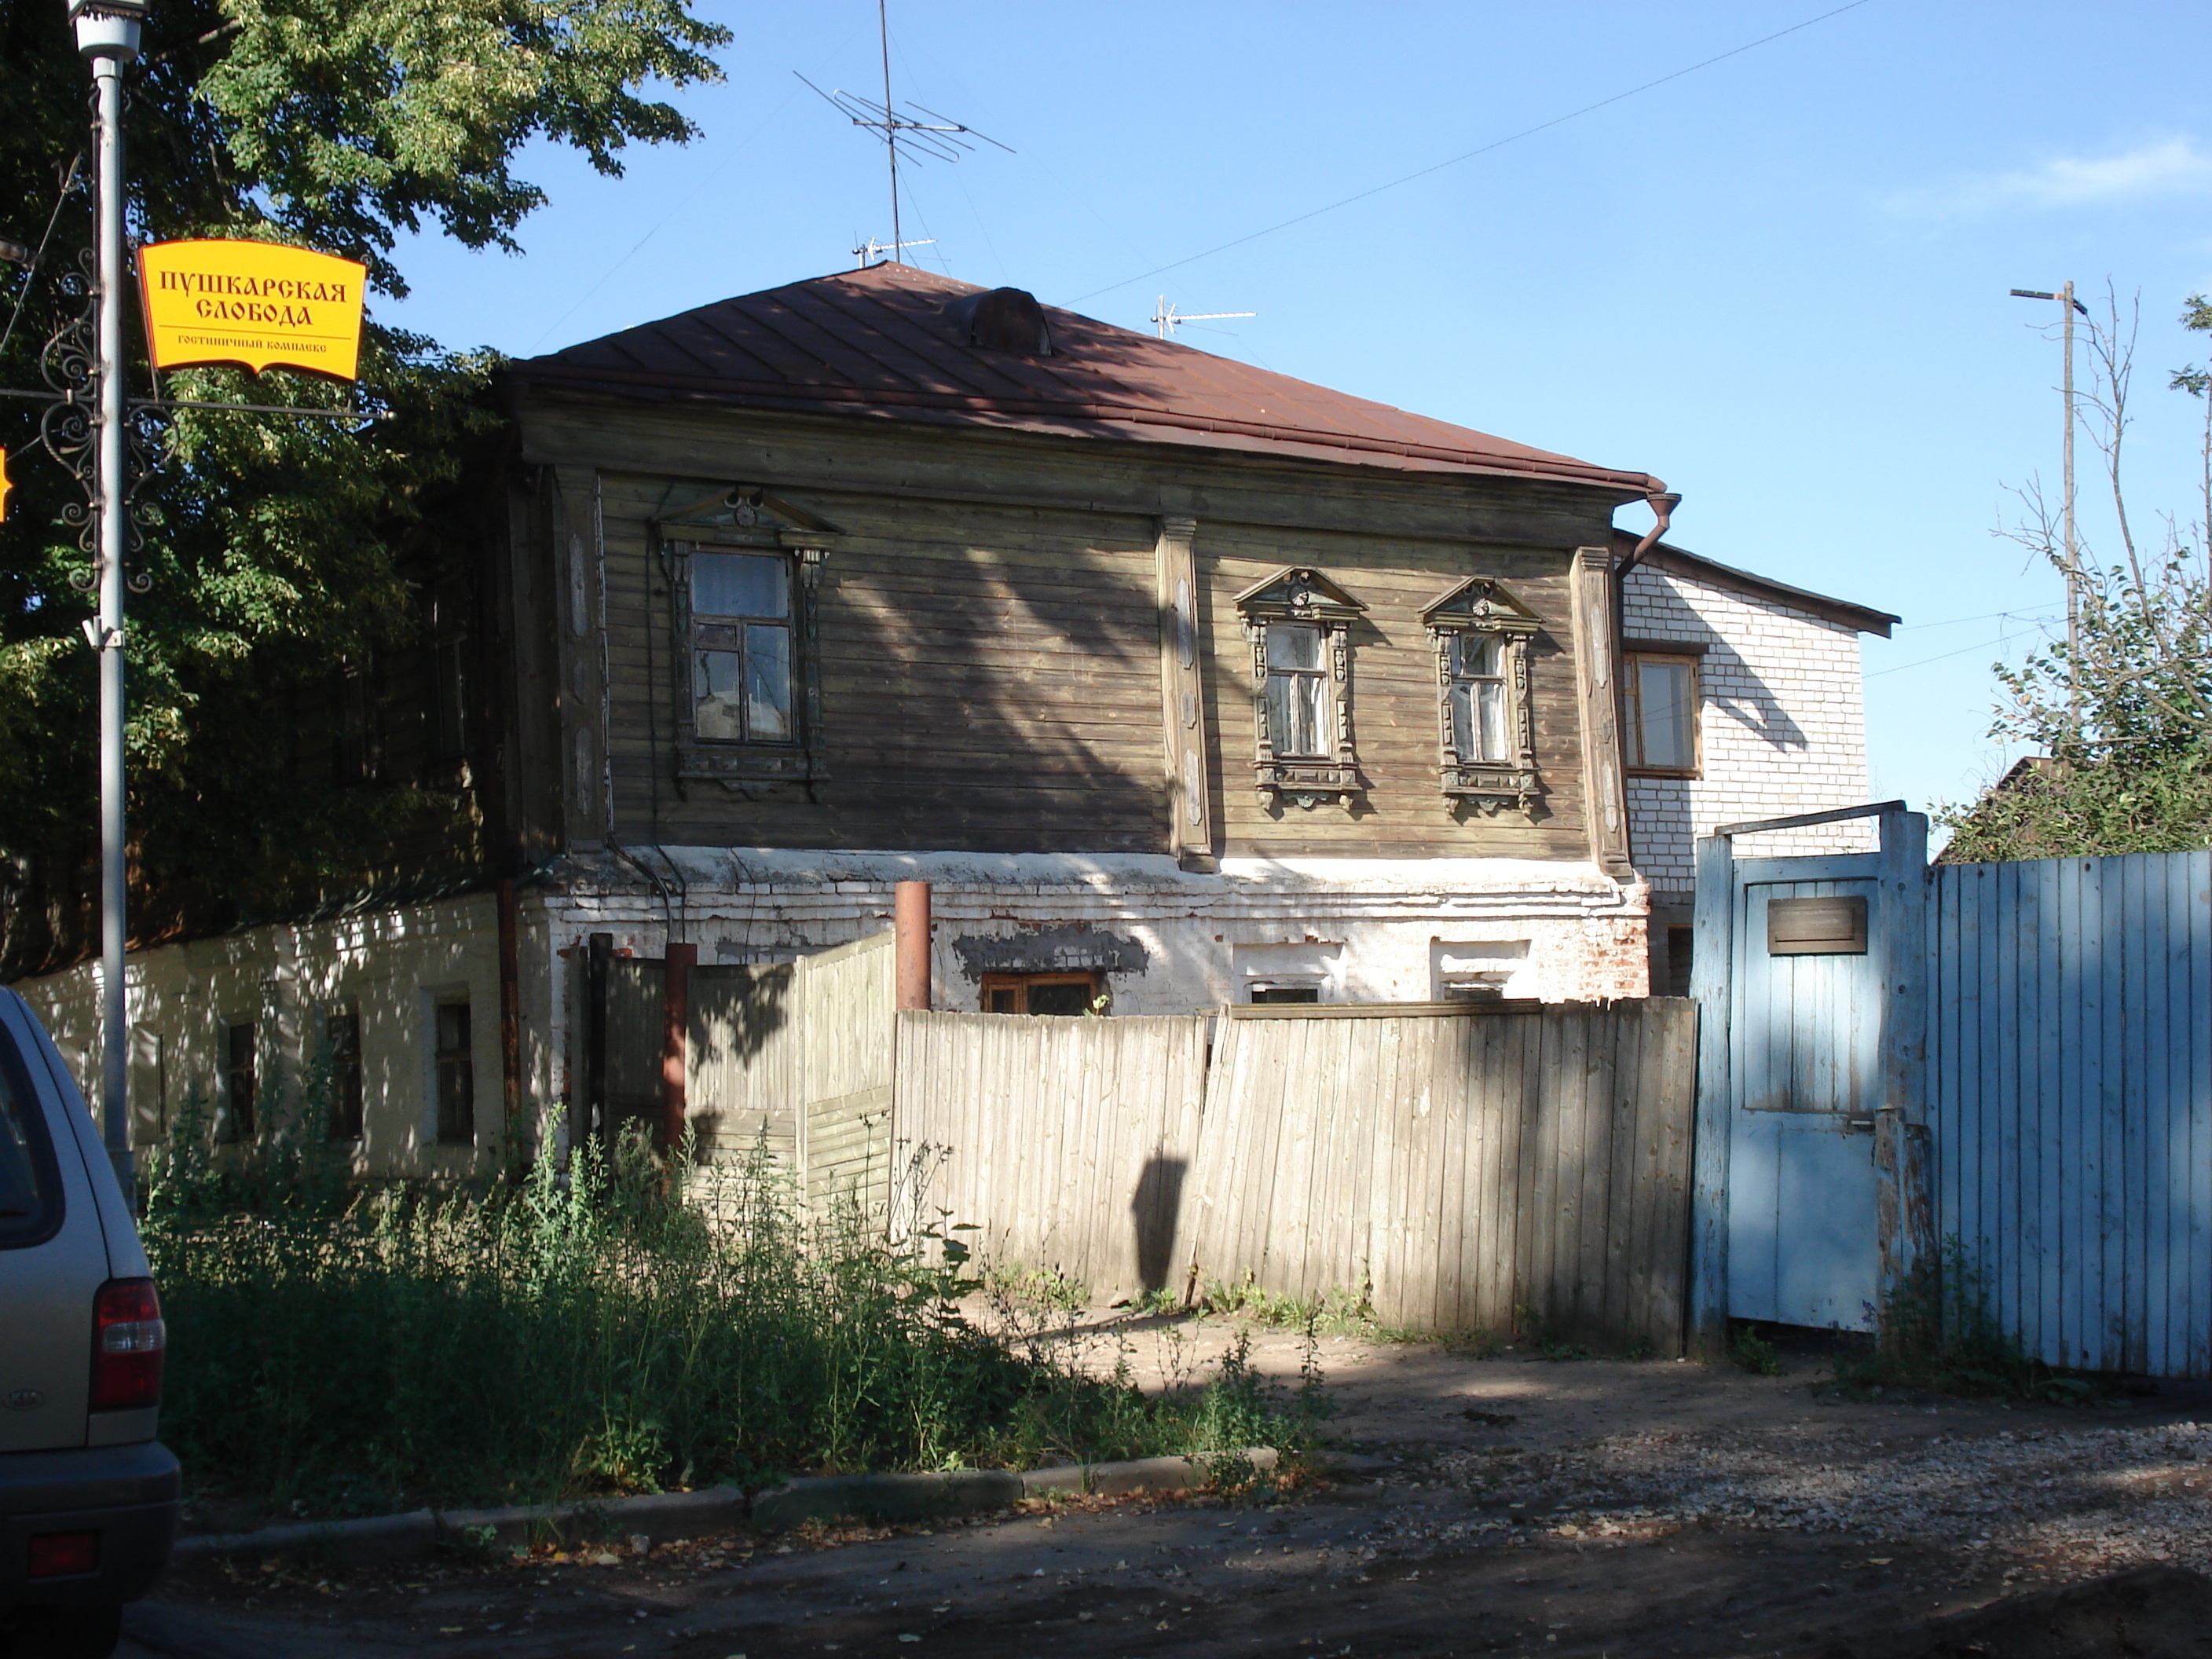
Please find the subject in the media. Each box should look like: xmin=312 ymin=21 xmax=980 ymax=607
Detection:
xmin=950 ymin=287 xmax=1052 ymax=356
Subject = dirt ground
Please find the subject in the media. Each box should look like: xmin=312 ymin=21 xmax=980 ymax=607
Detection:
xmin=119 ymin=1316 xmax=2212 ymax=1659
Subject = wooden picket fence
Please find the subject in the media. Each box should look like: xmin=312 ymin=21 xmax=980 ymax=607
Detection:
xmin=894 ymin=998 xmax=1697 ymax=1350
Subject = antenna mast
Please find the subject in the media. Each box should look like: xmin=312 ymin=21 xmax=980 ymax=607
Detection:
xmin=878 ymin=0 xmax=898 ymax=258
xmin=1152 ymin=296 xmax=1257 ymax=339
xmin=797 ymin=3 xmax=1012 ymax=267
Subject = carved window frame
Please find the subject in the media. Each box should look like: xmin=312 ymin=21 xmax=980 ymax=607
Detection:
xmin=654 ymin=486 xmax=838 ymax=794
xmin=1232 ymin=566 xmax=1366 ymax=808
xmin=1421 ymin=576 xmax=1544 ymax=815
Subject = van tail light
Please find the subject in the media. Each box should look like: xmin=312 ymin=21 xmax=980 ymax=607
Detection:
xmin=90 ymin=1278 xmax=164 ymax=1411
xmin=28 ymin=1530 xmax=101 ymax=1577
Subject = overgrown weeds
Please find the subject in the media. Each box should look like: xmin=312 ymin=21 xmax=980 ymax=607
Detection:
xmin=142 ymin=1094 xmax=1324 ymax=1518
xmin=1730 ymin=1323 xmax=1782 ymax=1375
xmin=1819 ymin=1238 xmax=2107 ymax=1404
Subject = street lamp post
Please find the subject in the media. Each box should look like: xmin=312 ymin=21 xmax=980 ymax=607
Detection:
xmin=67 ymin=0 xmax=146 ymax=1202
xmin=2009 ymin=281 xmax=2092 ymax=718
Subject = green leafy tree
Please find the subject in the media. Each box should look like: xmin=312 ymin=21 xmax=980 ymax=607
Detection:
xmin=0 ymin=0 xmax=727 ymax=972
xmin=1939 ymin=290 xmax=2212 ymax=862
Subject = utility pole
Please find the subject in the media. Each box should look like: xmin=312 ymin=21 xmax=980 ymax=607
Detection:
xmin=69 ymin=0 xmax=146 ymax=1203
xmin=2010 ymin=281 xmax=2090 ymax=718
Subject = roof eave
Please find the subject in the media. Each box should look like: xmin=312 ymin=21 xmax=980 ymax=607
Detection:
xmin=1617 ymin=533 xmax=1899 ymax=636
xmin=499 ymin=364 xmax=1664 ymax=499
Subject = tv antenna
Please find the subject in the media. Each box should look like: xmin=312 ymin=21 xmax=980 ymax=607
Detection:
xmin=854 ymin=236 xmax=936 ymax=269
xmin=797 ymin=0 xmax=1011 ymax=266
xmin=1152 ymin=296 xmax=1257 ymax=339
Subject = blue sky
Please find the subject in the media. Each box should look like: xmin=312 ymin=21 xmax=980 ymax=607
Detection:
xmin=386 ymin=1 xmax=2212 ymax=826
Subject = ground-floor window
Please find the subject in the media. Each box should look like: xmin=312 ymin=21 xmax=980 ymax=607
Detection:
xmin=1247 ymin=985 xmax=1320 ymax=1005
xmin=220 ymin=1020 xmax=256 ymax=1143
xmin=434 ymin=1000 xmax=474 ymax=1144
xmin=980 ymin=972 xmax=1104 ymax=1016
xmin=325 ymin=1005 xmax=364 ymax=1141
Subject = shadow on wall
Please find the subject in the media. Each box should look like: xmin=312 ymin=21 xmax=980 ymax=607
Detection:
xmin=1132 ymin=1152 xmax=1188 ymax=1295
xmin=1671 ymin=596 xmax=1810 ymax=755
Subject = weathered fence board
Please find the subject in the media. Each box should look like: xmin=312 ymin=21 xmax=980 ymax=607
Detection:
xmin=687 ymin=964 xmax=799 ymax=1167
xmin=1182 ymin=1000 xmax=1695 ymax=1346
xmin=893 ymin=1011 xmax=1208 ymax=1298
xmin=606 ymin=942 xmax=1695 ymax=1347
xmin=1932 ymin=850 xmax=2212 ymax=1378
xmin=800 ymin=932 xmax=896 ymax=1218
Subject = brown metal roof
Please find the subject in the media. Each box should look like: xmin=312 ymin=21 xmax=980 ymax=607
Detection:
xmin=508 ymin=263 xmax=1665 ymax=496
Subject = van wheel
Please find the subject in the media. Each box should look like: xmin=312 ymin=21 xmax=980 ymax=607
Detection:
xmin=7 ymin=1604 xmax=123 ymax=1659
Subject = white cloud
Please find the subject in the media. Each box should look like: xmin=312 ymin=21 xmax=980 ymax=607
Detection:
xmin=1888 ymin=137 xmax=2212 ymax=218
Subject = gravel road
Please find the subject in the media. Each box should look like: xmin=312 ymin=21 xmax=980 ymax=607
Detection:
xmin=117 ymin=1317 xmax=2212 ymax=1658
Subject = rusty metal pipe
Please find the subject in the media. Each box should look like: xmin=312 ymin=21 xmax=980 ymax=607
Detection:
xmin=894 ymin=881 xmax=932 ymax=1011
xmin=661 ymin=942 xmax=695 ymax=1155
xmin=1619 ymin=489 xmax=1681 ymax=577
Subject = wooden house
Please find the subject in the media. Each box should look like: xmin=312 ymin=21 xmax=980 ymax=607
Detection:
xmin=14 ymin=263 xmax=1895 ymax=1177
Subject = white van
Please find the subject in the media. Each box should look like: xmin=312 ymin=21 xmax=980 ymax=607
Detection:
xmin=0 ymin=989 xmax=178 ymax=1658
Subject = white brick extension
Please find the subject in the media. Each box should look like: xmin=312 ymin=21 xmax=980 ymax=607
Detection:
xmin=1622 ymin=561 xmax=1881 ymax=903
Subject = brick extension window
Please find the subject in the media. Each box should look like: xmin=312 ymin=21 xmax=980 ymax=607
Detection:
xmin=1623 ymin=648 xmax=1702 ymax=776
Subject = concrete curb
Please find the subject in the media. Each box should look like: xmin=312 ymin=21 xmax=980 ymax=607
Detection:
xmin=169 ymin=1448 xmax=1280 ymax=1567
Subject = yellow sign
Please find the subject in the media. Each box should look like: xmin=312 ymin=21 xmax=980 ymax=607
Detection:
xmin=137 ymin=240 xmax=366 ymax=381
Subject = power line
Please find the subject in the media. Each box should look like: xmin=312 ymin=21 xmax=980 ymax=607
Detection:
xmin=1864 ymin=622 xmax=2053 ymax=679
xmin=1067 ymin=0 xmax=1877 ymax=306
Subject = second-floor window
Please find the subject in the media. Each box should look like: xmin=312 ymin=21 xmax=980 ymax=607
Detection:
xmin=1624 ymin=651 xmax=1700 ymax=775
xmin=1263 ymin=622 xmax=1330 ymax=757
xmin=1445 ymin=632 xmax=1510 ymax=764
xmin=692 ymin=551 xmax=793 ymax=745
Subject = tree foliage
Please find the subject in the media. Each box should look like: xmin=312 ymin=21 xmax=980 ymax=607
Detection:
xmin=0 ymin=0 xmax=727 ymax=972
xmin=1938 ymin=290 xmax=2212 ymax=862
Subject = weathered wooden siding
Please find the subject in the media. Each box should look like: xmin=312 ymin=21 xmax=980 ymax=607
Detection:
xmin=800 ymin=931 xmax=897 ymax=1218
xmin=1197 ymin=532 xmax=1591 ymax=860
xmin=1188 ymin=1002 xmax=1694 ymax=1346
xmin=515 ymin=401 xmax=1624 ymax=866
xmin=687 ymin=964 xmax=800 ymax=1167
xmin=1932 ymin=851 xmax=2212 ymax=1377
xmin=893 ymin=1012 xmax=1208 ymax=1297
xmin=595 ymin=472 xmax=1172 ymax=851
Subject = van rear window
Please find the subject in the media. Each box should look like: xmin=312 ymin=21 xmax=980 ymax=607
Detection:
xmin=0 ymin=1027 xmax=61 ymax=1248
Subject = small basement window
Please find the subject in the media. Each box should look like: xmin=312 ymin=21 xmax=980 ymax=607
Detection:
xmin=434 ymin=1000 xmax=474 ymax=1145
xmin=980 ymin=972 xmax=1104 ymax=1016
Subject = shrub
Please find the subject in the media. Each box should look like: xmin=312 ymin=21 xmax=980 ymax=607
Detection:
xmin=141 ymin=1110 xmax=1320 ymax=1516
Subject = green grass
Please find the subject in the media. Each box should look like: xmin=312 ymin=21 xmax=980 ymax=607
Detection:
xmin=141 ymin=1099 xmax=1322 ymax=1518
xmin=1819 ymin=1237 xmax=2107 ymax=1405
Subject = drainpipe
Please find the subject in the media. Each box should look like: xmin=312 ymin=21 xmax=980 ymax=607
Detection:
xmin=1613 ymin=487 xmax=1679 ymax=927
xmin=497 ymin=878 xmax=522 ymax=1160
xmin=1617 ymin=488 xmax=1681 ymax=580
xmin=661 ymin=941 xmax=694 ymax=1157
xmin=893 ymin=881 xmax=931 ymax=1011
xmin=584 ymin=932 xmax=612 ymax=1152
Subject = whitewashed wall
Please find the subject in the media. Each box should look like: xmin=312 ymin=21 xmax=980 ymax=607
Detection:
xmin=12 ymin=892 xmax=550 ymax=1180
xmin=1621 ymin=564 xmax=1877 ymax=903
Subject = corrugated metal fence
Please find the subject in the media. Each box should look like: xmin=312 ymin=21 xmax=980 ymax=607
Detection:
xmin=1932 ymin=849 xmax=2212 ymax=1376
xmin=894 ymin=999 xmax=1696 ymax=1348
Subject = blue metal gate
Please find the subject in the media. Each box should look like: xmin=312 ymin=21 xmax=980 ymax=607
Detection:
xmin=1727 ymin=862 xmax=1884 ymax=1328
xmin=1689 ymin=804 xmax=1932 ymax=1346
